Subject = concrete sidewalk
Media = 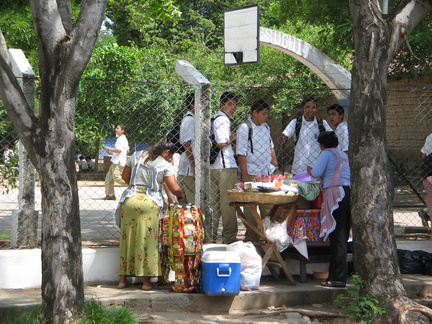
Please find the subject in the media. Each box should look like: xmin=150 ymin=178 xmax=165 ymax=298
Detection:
xmin=1 ymin=274 xmax=432 ymax=318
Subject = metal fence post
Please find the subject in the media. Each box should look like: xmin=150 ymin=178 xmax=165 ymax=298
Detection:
xmin=8 ymin=49 xmax=38 ymax=247
xmin=175 ymin=60 xmax=211 ymax=219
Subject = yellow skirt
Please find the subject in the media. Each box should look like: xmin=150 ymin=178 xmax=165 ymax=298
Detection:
xmin=119 ymin=190 xmax=161 ymax=277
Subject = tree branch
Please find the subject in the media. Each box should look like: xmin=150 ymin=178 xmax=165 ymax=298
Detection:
xmin=57 ymin=0 xmax=73 ymax=33
xmin=0 ymin=29 xmax=39 ymax=168
xmin=70 ymin=0 xmax=107 ymax=76
xmin=388 ymin=0 xmax=432 ymax=58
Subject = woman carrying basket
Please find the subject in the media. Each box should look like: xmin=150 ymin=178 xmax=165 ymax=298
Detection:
xmin=116 ymin=140 xmax=185 ymax=290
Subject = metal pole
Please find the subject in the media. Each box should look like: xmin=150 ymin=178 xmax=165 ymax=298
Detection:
xmin=175 ymin=59 xmax=212 ymax=226
xmin=196 ymin=84 xmax=211 ymax=223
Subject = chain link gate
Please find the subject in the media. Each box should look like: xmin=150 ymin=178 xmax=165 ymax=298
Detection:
xmin=0 ymin=76 xmax=431 ymax=249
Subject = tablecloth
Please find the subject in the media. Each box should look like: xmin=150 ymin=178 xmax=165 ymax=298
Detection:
xmin=275 ymin=208 xmax=324 ymax=259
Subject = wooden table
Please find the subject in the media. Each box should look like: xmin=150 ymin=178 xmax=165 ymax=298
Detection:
xmin=229 ymin=201 xmax=296 ymax=285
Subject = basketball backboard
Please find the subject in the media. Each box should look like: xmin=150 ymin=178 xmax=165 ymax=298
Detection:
xmin=224 ymin=5 xmax=260 ymax=65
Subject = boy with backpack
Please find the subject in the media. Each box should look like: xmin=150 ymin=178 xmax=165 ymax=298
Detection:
xmin=279 ymin=95 xmax=332 ymax=175
xmin=237 ymin=99 xmax=278 ymax=183
xmin=208 ymin=91 xmax=239 ymax=244
xmin=237 ymin=100 xmax=279 ymax=240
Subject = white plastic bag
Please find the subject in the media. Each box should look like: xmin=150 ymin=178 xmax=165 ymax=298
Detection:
xmin=226 ymin=241 xmax=262 ymax=290
xmin=263 ymin=217 xmax=292 ymax=252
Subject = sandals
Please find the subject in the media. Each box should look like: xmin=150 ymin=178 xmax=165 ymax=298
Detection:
xmin=321 ymin=280 xmax=346 ymax=288
xmin=141 ymin=283 xmax=157 ymax=291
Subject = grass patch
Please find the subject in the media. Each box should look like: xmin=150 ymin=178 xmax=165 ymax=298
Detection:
xmin=4 ymin=299 xmax=138 ymax=324
xmin=0 ymin=232 xmax=11 ymax=240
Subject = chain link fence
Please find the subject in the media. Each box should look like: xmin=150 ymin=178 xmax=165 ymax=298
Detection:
xmin=0 ymin=76 xmax=431 ymax=249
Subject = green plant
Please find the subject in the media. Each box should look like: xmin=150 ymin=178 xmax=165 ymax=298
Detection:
xmin=80 ymin=298 xmax=138 ymax=324
xmin=4 ymin=305 xmax=43 ymax=324
xmin=0 ymin=232 xmax=11 ymax=240
xmin=335 ymin=274 xmax=386 ymax=323
xmin=4 ymin=299 xmax=138 ymax=324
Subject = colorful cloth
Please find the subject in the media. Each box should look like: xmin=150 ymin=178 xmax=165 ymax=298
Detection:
xmin=119 ymin=189 xmax=161 ymax=277
xmin=286 ymin=209 xmax=324 ymax=244
xmin=160 ymin=204 xmax=205 ymax=292
xmin=284 ymin=179 xmax=320 ymax=201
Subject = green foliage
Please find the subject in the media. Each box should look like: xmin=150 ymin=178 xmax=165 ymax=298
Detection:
xmin=105 ymin=0 xmax=181 ymax=47
xmin=4 ymin=306 xmax=43 ymax=324
xmin=80 ymin=299 xmax=137 ymax=324
xmin=77 ymin=44 xmax=187 ymax=153
xmin=0 ymin=232 xmax=11 ymax=240
xmin=4 ymin=299 xmax=138 ymax=324
xmin=335 ymin=275 xmax=386 ymax=323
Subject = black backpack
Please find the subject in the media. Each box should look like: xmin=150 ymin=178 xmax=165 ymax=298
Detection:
xmin=295 ymin=117 xmax=325 ymax=145
xmin=166 ymin=112 xmax=193 ymax=154
xmin=209 ymin=115 xmax=222 ymax=164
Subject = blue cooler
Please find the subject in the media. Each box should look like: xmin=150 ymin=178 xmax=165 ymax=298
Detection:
xmin=201 ymin=250 xmax=241 ymax=296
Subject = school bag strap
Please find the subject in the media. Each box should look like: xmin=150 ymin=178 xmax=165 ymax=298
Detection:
xmin=294 ymin=116 xmax=325 ymax=145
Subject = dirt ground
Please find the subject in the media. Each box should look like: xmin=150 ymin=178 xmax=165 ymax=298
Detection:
xmin=133 ymin=298 xmax=432 ymax=324
xmin=133 ymin=303 xmax=351 ymax=323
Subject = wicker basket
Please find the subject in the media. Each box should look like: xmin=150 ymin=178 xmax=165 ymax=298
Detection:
xmin=227 ymin=190 xmax=298 ymax=204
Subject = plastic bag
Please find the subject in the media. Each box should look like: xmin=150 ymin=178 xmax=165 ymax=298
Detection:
xmin=263 ymin=217 xmax=292 ymax=252
xmin=397 ymin=249 xmax=432 ymax=274
xmin=226 ymin=241 xmax=262 ymax=290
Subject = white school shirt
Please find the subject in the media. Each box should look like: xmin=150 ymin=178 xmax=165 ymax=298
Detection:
xmin=210 ymin=111 xmax=237 ymax=170
xmin=282 ymin=116 xmax=332 ymax=175
xmin=110 ymin=134 xmax=129 ymax=167
xmin=236 ymin=117 xmax=275 ymax=176
xmin=421 ymin=133 xmax=432 ymax=156
xmin=335 ymin=121 xmax=349 ymax=152
xmin=178 ymin=112 xmax=195 ymax=176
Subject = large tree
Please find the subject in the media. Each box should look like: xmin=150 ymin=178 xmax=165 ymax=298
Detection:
xmin=0 ymin=0 xmax=106 ymax=322
xmin=349 ymin=0 xmax=432 ymax=322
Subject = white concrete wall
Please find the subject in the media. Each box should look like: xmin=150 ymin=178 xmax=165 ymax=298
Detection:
xmin=1 ymin=240 xmax=431 ymax=289
xmin=0 ymin=247 xmax=119 ymax=289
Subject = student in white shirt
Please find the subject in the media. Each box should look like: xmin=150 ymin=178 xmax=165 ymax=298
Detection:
xmin=421 ymin=133 xmax=432 ymax=180
xmin=327 ymin=104 xmax=349 ymax=153
xmin=208 ymin=92 xmax=239 ymax=244
xmin=237 ymin=99 xmax=278 ymax=240
xmin=103 ymin=124 xmax=129 ymax=200
xmin=279 ymin=95 xmax=332 ymax=175
xmin=3 ymin=144 xmax=14 ymax=164
xmin=177 ymin=92 xmax=196 ymax=204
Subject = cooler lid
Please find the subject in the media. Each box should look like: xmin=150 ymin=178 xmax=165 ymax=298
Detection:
xmin=201 ymin=250 xmax=241 ymax=263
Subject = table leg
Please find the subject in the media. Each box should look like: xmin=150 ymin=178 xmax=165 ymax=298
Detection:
xmin=272 ymin=245 xmax=296 ymax=284
xmin=231 ymin=202 xmax=296 ymax=285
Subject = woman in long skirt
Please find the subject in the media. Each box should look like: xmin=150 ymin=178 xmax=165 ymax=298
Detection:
xmin=117 ymin=140 xmax=184 ymax=290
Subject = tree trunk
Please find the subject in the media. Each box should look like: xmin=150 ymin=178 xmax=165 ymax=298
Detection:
xmin=39 ymin=96 xmax=83 ymax=323
xmin=349 ymin=0 xmax=432 ymax=322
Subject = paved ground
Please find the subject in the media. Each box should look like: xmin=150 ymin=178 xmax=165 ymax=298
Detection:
xmin=1 ymin=274 xmax=432 ymax=323
xmin=0 ymin=181 xmax=428 ymax=249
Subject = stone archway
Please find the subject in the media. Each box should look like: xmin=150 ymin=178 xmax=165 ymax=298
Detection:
xmin=260 ymin=27 xmax=351 ymax=106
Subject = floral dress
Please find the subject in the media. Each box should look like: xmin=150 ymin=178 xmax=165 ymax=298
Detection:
xmin=119 ymin=155 xmax=174 ymax=277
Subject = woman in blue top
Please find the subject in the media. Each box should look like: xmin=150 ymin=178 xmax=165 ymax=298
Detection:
xmin=308 ymin=131 xmax=351 ymax=288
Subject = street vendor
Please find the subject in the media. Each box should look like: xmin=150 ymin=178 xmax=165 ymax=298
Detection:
xmin=307 ymin=131 xmax=351 ymax=288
